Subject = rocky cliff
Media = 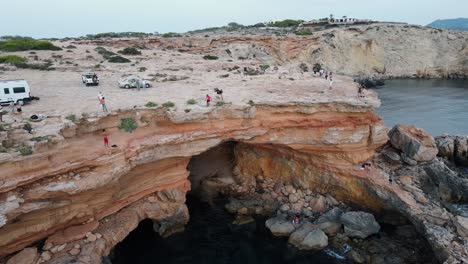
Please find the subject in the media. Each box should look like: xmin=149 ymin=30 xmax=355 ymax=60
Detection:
xmin=143 ymin=24 xmax=468 ymax=79
xmin=0 ymin=91 xmax=389 ymax=262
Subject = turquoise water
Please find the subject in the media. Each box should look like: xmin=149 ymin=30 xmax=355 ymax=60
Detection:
xmin=375 ymin=79 xmax=468 ymax=136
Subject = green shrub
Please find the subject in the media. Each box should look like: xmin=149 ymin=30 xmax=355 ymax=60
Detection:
xmin=162 ymin=101 xmax=175 ymax=108
xmin=216 ymin=101 xmax=225 ymax=106
xmin=0 ymin=123 xmax=11 ymax=131
xmin=65 ymin=114 xmax=76 ymax=122
xmin=260 ymin=64 xmax=270 ymax=71
xmin=145 ymin=101 xmax=158 ymax=107
xmin=23 ymin=122 xmax=32 ymax=132
xmin=108 ymin=55 xmax=130 ymax=63
xmin=81 ymin=113 xmax=89 ymax=118
xmin=203 ymin=55 xmax=218 ymax=60
xmin=267 ymin=19 xmax=304 ymax=28
xmin=118 ymin=118 xmax=138 ymax=133
xmin=186 ymin=99 xmax=197 ymax=105
xmin=139 ymin=67 xmax=147 ymax=72
xmin=118 ymin=47 xmax=142 ymax=55
xmin=86 ymin=32 xmax=153 ymax=39
xmin=17 ymin=144 xmax=33 ymax=156
xmin=295 ymin=31 xmax=313 ymax=36
xmin=248 ymin=100 xmax=255 ymax=106
xmin=94 ymin=64 xmax=101 ymax=69
xmin=161 ymin=76 xmax=189 ymax=82
xmin=299 ymin=62 xmax=309 ymax=72
xmin=184 ymin=109 xmax=191 ymax=113
xmin=312 ymin=63 xmax=322 ymax=73
xmin=30 ymin=135 xmax=53 ymax=142
xmin=162 ymin=32 xmax=181 ymax=38
xmin=0 ymin=55 xmax=27 ymax=65
xmin=65 ymin=45 xmax=77 ymax=49
xmin=0 ymin=37 xmax=61 ymax=52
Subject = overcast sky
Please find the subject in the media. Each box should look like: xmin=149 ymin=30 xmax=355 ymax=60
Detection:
xmin=1 ymin=0 xmax=467 ymax=38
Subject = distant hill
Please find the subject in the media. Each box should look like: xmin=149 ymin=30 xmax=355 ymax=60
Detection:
xmin=427 ymin=18 xmax=468 ymax=31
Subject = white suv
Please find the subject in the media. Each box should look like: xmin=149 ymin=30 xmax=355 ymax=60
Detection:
xmin=82 ymin=73 xmax=99 ymax=86
xmin=118 ymin=76 xmax=151 ymax=89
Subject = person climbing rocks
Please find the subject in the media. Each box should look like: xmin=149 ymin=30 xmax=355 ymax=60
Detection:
xmin=206 ymin=94 xmax=211 ymax=107
xmin=214 ymin=88 xmax=223 ymax=100
xmin=103 ymin=129 xmax=109 ymax=147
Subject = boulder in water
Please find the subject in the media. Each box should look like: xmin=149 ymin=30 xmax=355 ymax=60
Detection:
xmin=288 ymin=223 xmax=328 ymax=250
xmin=388 ymin=125 xmax=438 ymax=164
xmin=316 ymin=207 xmax=343 ymax=235
xmin=340 ymin=211 xmax=380 ymax=239
xmin=265 ymin=215 xmax=295 ymax=236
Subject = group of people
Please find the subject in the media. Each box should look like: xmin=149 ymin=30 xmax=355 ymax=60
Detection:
xmin=313 ymin=68 xmax=334 ymax=89
xmin=205 ymin=88 xmax=223 ymax=106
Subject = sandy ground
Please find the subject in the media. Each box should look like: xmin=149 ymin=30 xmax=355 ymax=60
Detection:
xmin=0 ymin=40 xmax=378 ymax=119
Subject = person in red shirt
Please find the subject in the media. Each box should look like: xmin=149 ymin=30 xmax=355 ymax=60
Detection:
xmin=205 ymin=94 xmax=211 ymax=106
xmin=102 ymin=129 xmax=109 ymax=147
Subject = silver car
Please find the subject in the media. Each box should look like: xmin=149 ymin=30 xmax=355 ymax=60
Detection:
xmin=118 ymin=76 xmax=151 ymax=89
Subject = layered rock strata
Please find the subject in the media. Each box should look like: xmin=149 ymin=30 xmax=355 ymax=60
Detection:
xmin=0 ymin=99 xmax=386 ymax=261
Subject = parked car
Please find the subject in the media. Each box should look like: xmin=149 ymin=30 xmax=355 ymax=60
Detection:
xmin=82 ymin=72 xmax=99 ymax=86
xmin=118 ymin=76 xmax=151 ymax=89
xmin=0 ymin=79 xmax=39 ymax=105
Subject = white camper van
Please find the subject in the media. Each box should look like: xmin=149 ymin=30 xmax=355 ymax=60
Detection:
xmin=0 ymin=79 xmax=35 ymax=105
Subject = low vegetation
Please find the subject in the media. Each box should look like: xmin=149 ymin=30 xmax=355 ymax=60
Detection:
xmin=95 ymin=47 xmax=131 ymax=63
xmin=139 ymin=67 xmax=147 ymax=72
xmin=312 ymin=63 xmax=322 ymax=73
xmin=295 ymin=31 xmax=313 ymax=36
xmin=203 ymin=55 xmax=219 ymax=60
xmin=260 ymin=64 xmax=270 ymax=72
xmin=118 ymin=118 xmax=138 ymax=133
xmin=248 ymin=100 xmax=255 ymax=106
xmin=216 ymin=101 xmax=225 ymax=106
xmin=266 ymin=19 xmax=304 ymax=28
xmin=186 ymin=99 xmax=197 ymax=105
xmin=0 ymin=36 xmax=61 ymax=52
xmin=118 ymin=47 xmax=142 ymax=55
xmin=162 ymin=32 xmax=182 ymax=38
xmin=299 ymin=62 xmax=309 ymax=72
xmin=161 ymin=76 xmax=189 ymax=82
xmin=145 ymin=101 xmax=158 ymax=107
xmin=85 ymin=32 xmax=154 ymax=39
xmin=0 ymin=55 xmax=27 ymax=65
xmin=65 ymin=114 xmax=76 ymax=122
xmin=162 ymin=101 xmax=175 ymax=108
xmin=17 ymin=144 xmax=33 ymax=156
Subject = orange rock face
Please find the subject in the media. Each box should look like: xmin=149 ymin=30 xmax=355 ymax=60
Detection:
xmin=0 ymin=102 xmax=386 ymax=257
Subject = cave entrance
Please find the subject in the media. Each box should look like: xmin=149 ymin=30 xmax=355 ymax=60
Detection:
xmin=186 ymin=141 xmax=238 ymax=202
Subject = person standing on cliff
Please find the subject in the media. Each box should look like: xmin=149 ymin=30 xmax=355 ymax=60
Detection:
xmin=102 ymin=129 xmax=109 ymax=147
xmin=206 ymin=94 xmax=211 ymax=107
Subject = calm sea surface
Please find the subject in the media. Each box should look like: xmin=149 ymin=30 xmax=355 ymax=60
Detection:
xmin=375 ymin=79 xmax=468 ymax=136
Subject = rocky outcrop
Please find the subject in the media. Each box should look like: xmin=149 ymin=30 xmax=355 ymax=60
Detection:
xmin=288 ymin=223 xmax=328 ymax=250
xmin=340 ymin=211 xmax=381 ymax=239
xmin=0 ymin=97 xmax=386 ymax=260
xmin=389 ymin=124 xmax=438 ymax=164
xmin=435 ymin=135 xmax=468 ymax=166
xmin=265 ymin=215 xmax=295 ymax=236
